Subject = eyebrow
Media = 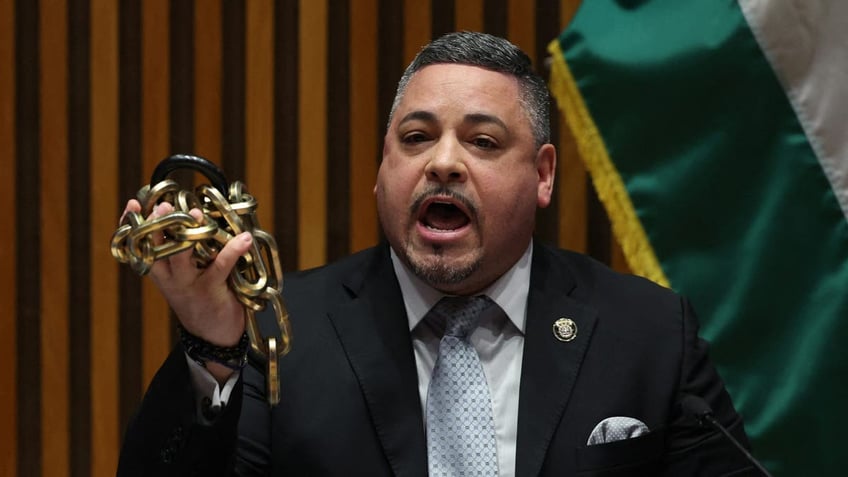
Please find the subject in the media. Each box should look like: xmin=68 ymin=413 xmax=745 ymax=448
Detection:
xmin=398 ymin=110 xmax=437 ymax=127
xmin=397 ymin=110 xmax=508 ymax=131
xmin=464 ymin=113 xmax=507 ymax=131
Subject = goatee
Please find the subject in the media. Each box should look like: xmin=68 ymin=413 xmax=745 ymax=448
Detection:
xmin=405 ymin=244 xmax=481 ymax=286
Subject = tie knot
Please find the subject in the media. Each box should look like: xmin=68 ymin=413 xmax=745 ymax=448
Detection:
xmin=430 ymin=295 xmax=493 ymax=339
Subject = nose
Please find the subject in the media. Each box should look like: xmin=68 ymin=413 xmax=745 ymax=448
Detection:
xmin=424 ymin=138 xmax=467 ymax=184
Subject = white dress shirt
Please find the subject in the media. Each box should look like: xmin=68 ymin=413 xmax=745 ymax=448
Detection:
xmin=392 ymin=243 xmax=531 ymax=477
xmin=189 ymin=242 xmax=532 ymax=476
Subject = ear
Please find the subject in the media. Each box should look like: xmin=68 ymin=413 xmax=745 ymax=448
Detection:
xmin=535 ymin=143 xmax=556 ymax=208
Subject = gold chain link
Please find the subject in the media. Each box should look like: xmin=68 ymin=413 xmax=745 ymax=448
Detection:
xmin=111 ymin=172 xmax=291 ymax=406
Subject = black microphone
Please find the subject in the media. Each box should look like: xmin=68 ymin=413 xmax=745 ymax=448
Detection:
xmin=681 ymin=394 xmax=772 ymax=477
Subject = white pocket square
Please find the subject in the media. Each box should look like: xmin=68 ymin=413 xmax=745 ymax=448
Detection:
xmin=587 ymin=416 xmax=650 ymax=445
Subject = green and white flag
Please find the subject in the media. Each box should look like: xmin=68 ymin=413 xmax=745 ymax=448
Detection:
xmin=549 ymin=1 xmax=848 ymax=475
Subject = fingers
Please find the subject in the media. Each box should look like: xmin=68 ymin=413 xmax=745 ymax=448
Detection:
xmin=131 ymin=199 xmax=252 ymax=291
xmin=120 ymin=199 xmax=142 ymax=221
xmin=152 ymin=201 xmax=174 ymax=219
xmin=122 ymin=199 xmax=251 ymax=341
xmin=188 ymin=207 xmax=204 ymax=223
xmin=201 ymin=232 xmax=253 ymax=285
xmin=147 ymin=201 xmax=178 ymax=280
xmin=158 ymin=206 xmax=206 ymax=281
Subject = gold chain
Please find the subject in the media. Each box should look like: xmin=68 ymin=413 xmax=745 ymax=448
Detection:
xmin=111 ymin=168 xmax=291 ymax=406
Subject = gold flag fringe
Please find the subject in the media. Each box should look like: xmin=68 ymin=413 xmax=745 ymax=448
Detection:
xmin=547 ymin=39 xmax=670 ymax=288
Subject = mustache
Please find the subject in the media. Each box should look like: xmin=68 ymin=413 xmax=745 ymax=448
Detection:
xmin=409 ymin=186 xmax=478 ymax=219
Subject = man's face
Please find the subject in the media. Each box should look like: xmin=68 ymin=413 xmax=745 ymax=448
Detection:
xmin=375 ymin=63 xmax=556 ymax=295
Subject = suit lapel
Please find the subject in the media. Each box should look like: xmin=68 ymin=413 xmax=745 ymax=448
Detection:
xmin=326 ymin=246 xmax=428 ymax=477
xmin=515 ymin=244 xmax=598 ymax=477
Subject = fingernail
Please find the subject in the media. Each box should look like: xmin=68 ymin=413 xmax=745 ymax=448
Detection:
xmin=241 ymin=232 xmax=253 ymax=243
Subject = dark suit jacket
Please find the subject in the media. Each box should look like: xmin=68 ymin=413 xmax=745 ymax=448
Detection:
xmin=117 ymin=241 xmax=756 ymax=476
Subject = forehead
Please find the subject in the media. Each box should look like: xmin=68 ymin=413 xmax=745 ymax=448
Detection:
xmin=394 ymin=64 xmax=526 ymax=124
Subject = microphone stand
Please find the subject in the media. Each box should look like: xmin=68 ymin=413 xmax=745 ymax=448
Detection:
xmin=682 ymin=394 xmax=773 ymax=477
xmin=700 ymin=412 xmax=773 ymax=477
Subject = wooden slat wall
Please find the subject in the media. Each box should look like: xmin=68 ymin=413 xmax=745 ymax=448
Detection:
xmin=89 ymin=0 xmax=120 ymax=475
xmin=0 ymin=1 xmax=630 ymax=475
xmin=141 ymin=0 xmax=171 ymax=400
xmin=40 ymin=2 xmax=71 ymax=476
xmin=0 ymin=1 xmax=17 ymax=476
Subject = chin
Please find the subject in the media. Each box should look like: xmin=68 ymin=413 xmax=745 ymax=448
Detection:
xmin=403 ymin=244 xmax=483 ymax=289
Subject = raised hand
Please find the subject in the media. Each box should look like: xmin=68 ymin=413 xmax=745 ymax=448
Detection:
xmin=120 ymin=198 xmax=253 ymax=382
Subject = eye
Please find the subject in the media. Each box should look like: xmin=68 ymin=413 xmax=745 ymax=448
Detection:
xmin=471 ymin=136 xmax=498 ymax=150
xmin=402 ymin=132 xmax=430 ymax=144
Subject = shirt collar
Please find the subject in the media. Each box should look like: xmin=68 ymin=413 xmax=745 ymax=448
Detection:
xmin=391 ymin=242 xmax=532 ymax=335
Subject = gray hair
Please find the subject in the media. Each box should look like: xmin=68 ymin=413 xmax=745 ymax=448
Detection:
xmin=388 ymin=31 xmax=551 ymax=148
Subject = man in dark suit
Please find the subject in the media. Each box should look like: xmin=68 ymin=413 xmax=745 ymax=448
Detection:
xmin=117 ymin=32 xmax=755 ymax=476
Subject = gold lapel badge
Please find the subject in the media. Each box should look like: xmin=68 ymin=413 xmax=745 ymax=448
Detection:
xmin=553 ymin=318 xmax=577 ymax=342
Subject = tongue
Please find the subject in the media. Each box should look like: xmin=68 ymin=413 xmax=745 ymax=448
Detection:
xmin=423 ymin=203 xmax=469 ymax=230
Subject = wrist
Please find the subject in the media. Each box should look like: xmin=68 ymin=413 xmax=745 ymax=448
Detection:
xmin=178 ymin=323 xmax=249 ymax=371
xmin=175 ymin=305 xmax=246 ymax=347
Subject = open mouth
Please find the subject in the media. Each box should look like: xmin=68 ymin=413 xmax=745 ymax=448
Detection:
xmin=418 ymin=198 xmax=471 ymax=231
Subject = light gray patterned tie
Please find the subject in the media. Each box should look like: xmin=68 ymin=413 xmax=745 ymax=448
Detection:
xmin=426 ymin=295 xmax=499 ymax=477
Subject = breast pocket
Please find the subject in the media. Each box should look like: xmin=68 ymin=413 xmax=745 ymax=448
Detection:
xmin=574 ymin=428 xmax=666 ymax=476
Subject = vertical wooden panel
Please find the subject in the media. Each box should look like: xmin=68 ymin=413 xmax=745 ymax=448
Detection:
xmin=298 ymin=0 xmax=327 ymax=269
xmin=273 ymin=0 xmax=299 ymax=270
xmin=326 ymin=0 xmax=350 ymax=261
xmin=246 ymin=0 xmax=275 ymax=231
xmin=403 ymin=0 xmax=430 ymax=64
xmin=586 ymin=183 xmax=611 ymax=263
xmin=118 ymin=0 xmax=143 ymax=436
xmin=194 ymin=0 xmax=221 ymax=162
xmin=507 ymin=0 xmax=535 ymax=61
xmin=16 ymin=0 xmax=42 ymax=474
xmin=89 ymin=0 xmax=120 ymax=474
xmin=484 ymin=0 xmax=507 ymax=37
xmin=170 ymin=0 xmax=194 ymax=155
xmin=455 ymin=0 xmax=483 ymax=32
xmin=377 ymin=0 xmax=403 ymax=141
xmin=0 ymin=0 xmax=16 ymax=473
xmin=349 ymin=0 xmax=379 ymax=252
xmin=221 ymin=0 xmax=246 ymax=181
xmin=557 ymin=123 xmax=587 ymax=253
xmin=141 ymin=0 xmax=171 ymax=389
xmin=67 ymin=0 xmax=92 ymax=474
xmin=40 ymin=1 xmax=70 ymax=475
xmin=430 ymin=0 xmax=453 ymax=39
xmin=560 ymin=0 xmax=580 ymax=27
xmin=610 ymin=237 xmax=630 ymax=273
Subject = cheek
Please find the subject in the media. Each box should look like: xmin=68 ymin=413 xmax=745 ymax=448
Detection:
xmin=480 ymin=178 xmax=538 ymax=225
xmin=381 ymin=160 xmax=423 ymax=197
xmin=376 ymin=171 xmax=414 ymax=221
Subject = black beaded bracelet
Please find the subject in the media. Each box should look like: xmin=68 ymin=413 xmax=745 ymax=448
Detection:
xmin=177 ymin=323 xmax=249 ymax=370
